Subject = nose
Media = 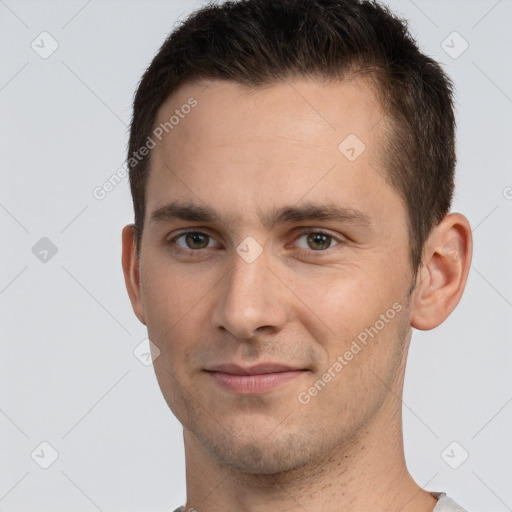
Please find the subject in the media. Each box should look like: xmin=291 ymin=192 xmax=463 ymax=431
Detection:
xmin=212 ymin=244 xmax=289 ymax=340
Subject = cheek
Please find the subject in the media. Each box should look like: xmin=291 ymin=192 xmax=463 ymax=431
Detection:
xmin=141 ymin=261 xmax=208 ymax=408
xmin=291 ymin=269 xmax=391 ymax=341
xmin=290 ymin=265 xmax=409 ymax=386
xmin=140 ymin=257 xmax=219 ymax=335
xmin=301 ymin=288 xmax=408 ymax=421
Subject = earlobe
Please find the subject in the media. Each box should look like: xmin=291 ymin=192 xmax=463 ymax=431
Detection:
xmin=121 ymin=224 xmax=147 ymax=325
xmin=410 ymin=213 xmax=472 ymax=330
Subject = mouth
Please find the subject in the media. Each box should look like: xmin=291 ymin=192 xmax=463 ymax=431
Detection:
xmin=204 ymin=363 xmax=307 ymax=394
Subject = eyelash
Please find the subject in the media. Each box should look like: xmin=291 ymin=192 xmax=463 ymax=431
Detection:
xmin=166 ymin=228 xmax=345 ymax=258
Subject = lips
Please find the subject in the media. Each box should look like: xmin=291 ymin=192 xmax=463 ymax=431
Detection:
xmin=205 ymin=363 xmax=306 ymax=394
xmin=206 ymin=363 xmax=302 ymax=375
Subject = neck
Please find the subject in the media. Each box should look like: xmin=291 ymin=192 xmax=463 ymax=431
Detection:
xmin=181 ymin=390 xmax=437 ymax=512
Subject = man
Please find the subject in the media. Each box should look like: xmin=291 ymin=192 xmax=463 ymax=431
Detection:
xmin=121 ymin=0 xmax=472 ymax=510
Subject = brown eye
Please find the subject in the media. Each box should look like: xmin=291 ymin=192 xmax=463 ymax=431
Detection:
xmin=306 ymin=232 xmax=332 ymax=250
xmin=184 ymin=232 xmax=210 ymax=249
xmin=291 ymin=229 xmax=345 ymax=255
xmin=170 ymin=231 xmax=218 ymax=251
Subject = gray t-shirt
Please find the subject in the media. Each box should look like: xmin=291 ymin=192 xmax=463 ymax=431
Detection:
xmin=173 ymin=491 xmax=467 ymax=512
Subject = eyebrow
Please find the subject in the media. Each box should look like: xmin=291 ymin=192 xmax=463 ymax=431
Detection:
xmin=149 ymin=201 xmax=372 ymax=230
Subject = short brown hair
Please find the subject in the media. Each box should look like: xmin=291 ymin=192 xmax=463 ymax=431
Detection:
xmin=128 ymin=0 xmax=456 ymax=273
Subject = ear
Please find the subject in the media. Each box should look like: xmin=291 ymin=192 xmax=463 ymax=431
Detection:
xmin=121 ymin=224 xmax=147 ymax=325
xmin=410 ymin=213 xmax=472 ymax=330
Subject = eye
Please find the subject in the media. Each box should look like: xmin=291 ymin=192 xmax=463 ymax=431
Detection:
xmin=171 ymin=231 xmax=220 ymax=251
xmin=294 ymin=230 xmax=341 ymax=251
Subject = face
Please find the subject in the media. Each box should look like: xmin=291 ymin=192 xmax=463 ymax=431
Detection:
xmin=129 ymin=77 xmax=417 ymax=473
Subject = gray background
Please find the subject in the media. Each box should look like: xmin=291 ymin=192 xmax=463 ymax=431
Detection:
xmin=1 ymin=0 xmax=511 ymax=511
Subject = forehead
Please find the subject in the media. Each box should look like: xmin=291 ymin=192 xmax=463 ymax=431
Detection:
xmin=145 ymin=77 xmax=401 ymax=229
xmin=154 ymin=76 xmax=384 ymax=151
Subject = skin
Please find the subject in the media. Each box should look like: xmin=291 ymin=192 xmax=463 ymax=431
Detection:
xmin=122 ymin=77 xmax=472 ymax=512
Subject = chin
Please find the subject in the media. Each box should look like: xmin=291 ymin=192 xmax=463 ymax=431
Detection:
xmin=209 ymin=439 xmax=309 ymax=474
xmin=196 ymin=421 xmax=325 ymax=475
